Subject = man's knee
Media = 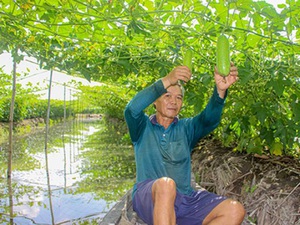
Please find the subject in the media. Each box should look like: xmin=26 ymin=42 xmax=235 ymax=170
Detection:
xmin=152 ymin=177 xmax=176 ymax=199
xmin=224 ymin=199 xmax=246 ymax=223
xmin=204 ymin=198 xmax=246 ymax=225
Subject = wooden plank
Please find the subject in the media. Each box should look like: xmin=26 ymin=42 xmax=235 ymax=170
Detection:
xmin=100 ymin=190 xmax=131 ymax=225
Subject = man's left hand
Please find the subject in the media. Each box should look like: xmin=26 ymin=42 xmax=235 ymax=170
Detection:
xmin=214 ymin=62 xmax=238 ymax=98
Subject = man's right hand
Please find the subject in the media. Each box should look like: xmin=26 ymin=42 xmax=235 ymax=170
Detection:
xmin=161 ymin=66 xmax=192 ymax=89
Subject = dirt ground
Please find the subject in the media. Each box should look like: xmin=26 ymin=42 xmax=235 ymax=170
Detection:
xmin=191 ymin=137 xmax=300 ymax=225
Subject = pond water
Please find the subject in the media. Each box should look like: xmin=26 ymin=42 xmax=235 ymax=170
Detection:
xmin=0 ymin=118 xmax=135 ymax=225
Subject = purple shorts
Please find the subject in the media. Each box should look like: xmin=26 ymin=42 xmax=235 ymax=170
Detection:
xmin=132 ymin=179 xmax=226 ymax=225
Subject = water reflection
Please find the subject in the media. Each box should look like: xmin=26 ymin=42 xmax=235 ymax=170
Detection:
xmin=0 ymin=118 xmax=135 ymax=224
xmin=7 ymin=176 xmax=13 ymax=225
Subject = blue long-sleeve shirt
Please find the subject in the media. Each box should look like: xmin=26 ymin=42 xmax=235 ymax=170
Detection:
xmin=124 ymin=79 xmax=226 ymax=196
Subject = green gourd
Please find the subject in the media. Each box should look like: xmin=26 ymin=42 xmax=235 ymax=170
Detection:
xmin=216 ymin=34 xmax=230 ymax=76
xmin=183 ymin=49 xmax=193 ymax=70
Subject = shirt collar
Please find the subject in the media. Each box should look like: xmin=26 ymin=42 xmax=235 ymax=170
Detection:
xmin=150 ymin=114 xmax=179 ymax=125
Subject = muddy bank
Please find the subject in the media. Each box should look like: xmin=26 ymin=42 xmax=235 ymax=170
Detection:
xmin=192 ymin=138 xmax=300 ymax=225
xmin=0 ymin=117 xmax=66 ymax=144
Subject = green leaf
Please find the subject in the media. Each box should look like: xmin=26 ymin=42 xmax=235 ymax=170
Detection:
xmin=270 ymin=142 xmax=283 ymax=156
xmin=261 ymin=5 xmax=278 ymax=19
xmin=246 ymin=142 xmax=263 ymax=155
xmin=272 ymin=79 xmax=285 ymax=97
xmin=292 ymin=102 xmax=300 ymax=121
xmin=82 ymin=70 xmax=91 ymax=82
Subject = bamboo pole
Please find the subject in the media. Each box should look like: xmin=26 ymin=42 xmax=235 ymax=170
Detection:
xmin=7 ymin=55 xmax=17 ymax=178
xmin=69 ymin=89 xmax=73 ymax=166
xmin=7 ymin=53 xmax=17 ymax=224
xmin=63 ymin=84 xmax=67 ymax=191
xmin=44 ymin=69 xmax=55 ymax=225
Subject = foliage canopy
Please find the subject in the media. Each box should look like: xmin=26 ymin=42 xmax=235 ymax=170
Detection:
xmin=0 ymin=0 xmax=299 ymax=156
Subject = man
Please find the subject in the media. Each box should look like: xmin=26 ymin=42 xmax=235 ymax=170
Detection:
xmin=124 ymin=63 xmax=245 ymax=225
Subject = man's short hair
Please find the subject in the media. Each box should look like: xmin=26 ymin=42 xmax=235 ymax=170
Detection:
xmin=177 ymin=81 xmax=185 ymax=96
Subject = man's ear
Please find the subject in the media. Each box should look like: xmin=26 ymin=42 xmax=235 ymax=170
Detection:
xmin=153 ymin=103 xmax=156 ymax=109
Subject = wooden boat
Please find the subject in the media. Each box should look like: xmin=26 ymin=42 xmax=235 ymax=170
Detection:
xmin=99 ymin=188 xmax=146 ymax=225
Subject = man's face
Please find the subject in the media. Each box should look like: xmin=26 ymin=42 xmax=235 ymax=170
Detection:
xmin=154 ymin=85 xmax=183 ymax=119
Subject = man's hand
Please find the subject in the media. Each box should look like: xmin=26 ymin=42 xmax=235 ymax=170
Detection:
xmin=214 ymin=62 xmax=239 ymax=98
xmin=162 ymin=66 xmax=192 ymax=89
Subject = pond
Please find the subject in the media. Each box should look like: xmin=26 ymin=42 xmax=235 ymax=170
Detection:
xmin=0 ymin=118 xmax=136 ymax=225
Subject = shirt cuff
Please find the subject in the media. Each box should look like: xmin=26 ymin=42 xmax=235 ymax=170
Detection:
xmin=213 ymin=86 xmax=227 ymax=104
xmin=154 ymin=79 xmax=168 ymax=96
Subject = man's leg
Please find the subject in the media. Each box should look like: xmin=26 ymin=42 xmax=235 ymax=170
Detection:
xmin=202 ymin=199 xmax=246 ymax=225
xmin=152 ymin=177 xmax=176 ymax=225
